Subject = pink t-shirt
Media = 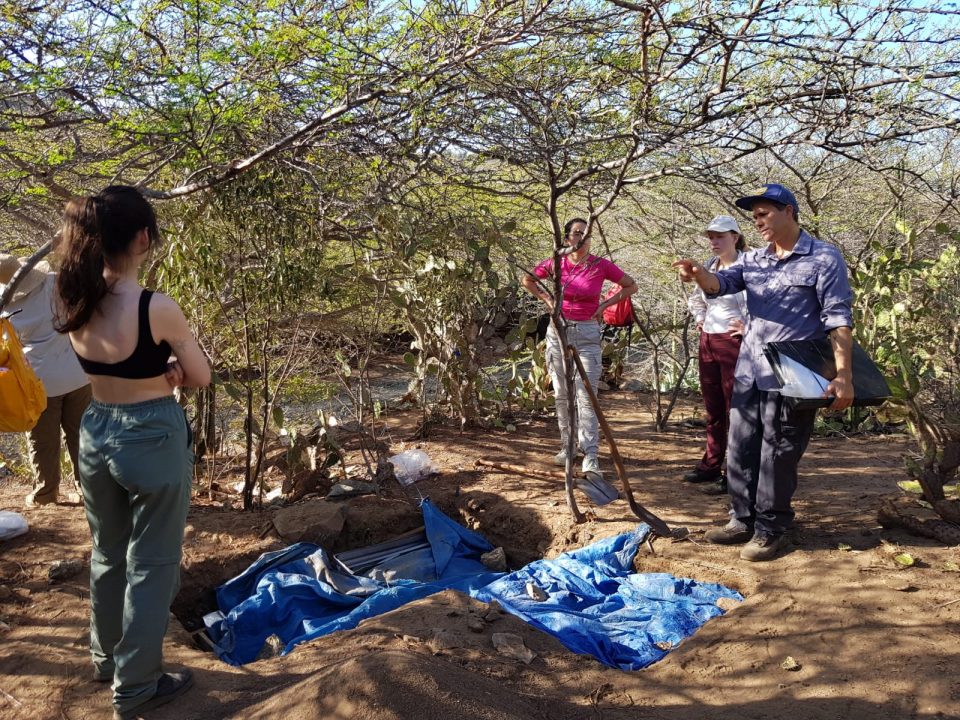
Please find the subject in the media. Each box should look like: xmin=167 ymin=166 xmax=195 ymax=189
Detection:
xmin=534 ymin=255 xmax=626 ymax=321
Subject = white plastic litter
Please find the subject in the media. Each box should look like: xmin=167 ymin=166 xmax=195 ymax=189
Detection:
xmin=388 ymin=449 xmax=438 ymax=486
xmin=0 ymin=510 xmax=28 ymax=541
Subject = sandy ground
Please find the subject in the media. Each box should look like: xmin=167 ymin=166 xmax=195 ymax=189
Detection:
xmin=1 ymin=391 xmax=958 ymax=720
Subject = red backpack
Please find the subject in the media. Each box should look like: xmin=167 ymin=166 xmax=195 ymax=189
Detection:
xmin=602 ymin=285 xmax=635 ymax=327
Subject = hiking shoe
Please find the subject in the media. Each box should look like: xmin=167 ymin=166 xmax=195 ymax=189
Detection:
xmin=698 ymin=478 xmax=728 ymax=496
xmin=703 ymin=521 xmax=753 ymax=545
xmin=581 ymin=454 xmax=602 ymax=477
xmin=113 ymin=669 xmax=194 ymax=720
xmin=553 ymin=447 xmax=584 ymax=466
xmin=24 ymin=491 xmax=56 ymax=508
xmin=682 ymin=467 xmax=721 ymax=484
xmin=740 ymin=533 xmax=790 ymax=562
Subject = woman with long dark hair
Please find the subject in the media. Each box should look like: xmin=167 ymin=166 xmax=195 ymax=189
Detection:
xmin=684 ymin=215 xmax=748 ymax=495
xmin=55 ymin=186 xmax=209 ymax=720
xmin=521 ymin=217 xmax=638 ymax=479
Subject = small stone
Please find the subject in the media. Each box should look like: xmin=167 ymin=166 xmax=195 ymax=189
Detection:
xmin=654 ymin=640 xmax=673 ymax=650
xmin=428 ymin=629 xmax=458 ymax=654
xmin=400 ymin=635 xmax=422 ymax=645
xmin=525 ymin=582 xmax=548 ymax=602
xmin=255 ymin=634 xmax=284 ymax=660
xmin=482 ymin=600 xmax=503 ymax=621
xmin=466 ymin=498 xmax=483 ymax=512
xmin=780 ymin=656 xmax=802 ymax=672
xmin=48 ymin=559 xmax=84 ymax=582
xmin=716 ymin=597 xmax=742 ymax=612
xmin=481 ymin=547 xmax=507 ymax=572
xmin=467 ymin=616 xmax=485 ymax=633
xmin=492 ymin=633 xmax=536 ymax=664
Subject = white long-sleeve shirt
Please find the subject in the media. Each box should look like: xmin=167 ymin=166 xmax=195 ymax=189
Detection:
xmin=5 ymin=273 xmax=88 ymax=397
xmin=687 ymin=254 xmax=748 ymax=335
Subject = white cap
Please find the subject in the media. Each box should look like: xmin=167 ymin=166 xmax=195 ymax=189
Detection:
xmin=703 ymin=215 xmax=742 ymax=236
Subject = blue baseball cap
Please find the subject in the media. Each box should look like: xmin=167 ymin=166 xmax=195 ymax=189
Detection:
xmin=735 ymin=183 xmax=799 ymax=213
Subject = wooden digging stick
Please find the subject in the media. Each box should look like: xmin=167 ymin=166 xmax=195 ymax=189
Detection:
xmin=475 ymin=459 xmax=568 ymax=480
xmin=568 ymin=346 xmax=675 ymax=537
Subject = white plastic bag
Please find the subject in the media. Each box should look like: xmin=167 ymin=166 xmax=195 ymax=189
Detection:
xmin=387 ymin=449 xmax=438 ymax=486
xmin=0 ymin=510 xmax=28 ymax=541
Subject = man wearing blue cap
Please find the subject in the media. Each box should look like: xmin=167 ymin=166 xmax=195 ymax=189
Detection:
xmin=673 ymin=184 xmax=854 ymax=561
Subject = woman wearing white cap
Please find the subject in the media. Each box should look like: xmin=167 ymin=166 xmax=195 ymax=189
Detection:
xmin=0 ymin=254 xmax=91 ymax=506
xmin=683 ymin=216 xmax=748 ymax=493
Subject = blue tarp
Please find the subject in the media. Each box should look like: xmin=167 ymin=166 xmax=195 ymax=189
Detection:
xmin=205 ymin=500 xmax=742 ymax=670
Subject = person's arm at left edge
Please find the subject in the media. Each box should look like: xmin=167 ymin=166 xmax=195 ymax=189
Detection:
xmin=819 ymin=247 xmax=855 ymax=410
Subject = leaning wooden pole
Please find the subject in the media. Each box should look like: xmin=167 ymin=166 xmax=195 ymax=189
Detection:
xmin=568 ymin=346 xmax=675 ymax=538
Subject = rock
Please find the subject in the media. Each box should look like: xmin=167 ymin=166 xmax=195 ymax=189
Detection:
xmin=780 ymin=656 xmax=802 ymax=672
xmin=622 ymin=379 xmax=644 ymax=392
xmin=255 ymin=634 xmax=284 ymax=660
xmin=596 ymin=381 xmax=610 ymax=392
xmin=482 ymin=601 xmax=503 ymax=622
xmin=467 ymin=616 xmax=485 ymax=633
xmin=428 ymin=629 xmax=458 ymax=654
xmin=492 ymin=633 xmax=536 ymax=664
xmin=272 ymin=501 xmax=346 ymax=543
xmin=48 ymin=559 xmax=84 ymax=582
xmin=481 ymin=547 xmax=507 ymax=572
xmin=0 ymin=585 xmax=12 ymax=601
xmin=716 ymin=597 xmax=742 ymax=612
xmin=525 ymin=581 xmax=548 ymax=601
xmin=327 ymin=480 xmax=378 ymax=499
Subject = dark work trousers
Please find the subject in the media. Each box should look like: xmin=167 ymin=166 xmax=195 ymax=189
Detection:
xmin=726 ymin=380 xmax=817 ymax=537
xmin=696 ymin=332 xmax=742 ymax=474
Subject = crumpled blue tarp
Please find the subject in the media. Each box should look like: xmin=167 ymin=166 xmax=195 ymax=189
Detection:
xmin=205 ymin=500 xmax=742 ymax=670
xmin=205 ymin=499 xmax=502 ymax=665
xmin=475 ymin=527 xmax=742 ymax=670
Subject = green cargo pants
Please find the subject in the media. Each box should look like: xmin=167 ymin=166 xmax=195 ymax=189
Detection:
xmin=77 ymin=396 xmax=192 ymax=715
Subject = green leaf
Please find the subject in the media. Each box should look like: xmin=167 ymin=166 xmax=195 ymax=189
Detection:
xmin=942 ymin=561 xmax=960 ymax=572
xmin=403 ymin=351 xmax=417 ymax=367
xmin=893 ymin=553 xmax=915 ymax=567
xmin=837 ymin=543 xmax=852 ymax=552
xmin=223 ymin=382 xmax=245 ymax=402
xmin=272 ymin=405 xmax=285 ymax=429
xmin=897 ymin=480 xmax=923 ymax=494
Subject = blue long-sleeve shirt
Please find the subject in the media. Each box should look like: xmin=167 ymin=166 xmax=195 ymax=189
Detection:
xmin=709 ymin=230 xmax=853 ymax=390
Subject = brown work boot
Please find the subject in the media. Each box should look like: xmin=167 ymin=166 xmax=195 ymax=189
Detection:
xmin=703 ymin=521 xmax=753 ymax=545
xmin=113 ymin=669 xmax=194 ymax=720
xmin=740 ymin=533 xmax=790 ymax=562
xmin=698 ymin=476 xmax=728 ymax=495
xmin=682 ymin=467 xmax=721 ymax=483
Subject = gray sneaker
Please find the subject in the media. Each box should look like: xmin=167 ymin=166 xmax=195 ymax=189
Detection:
xmin=582 ymin=454 xmax=601 ymax=476
xmin=553 ymin=447 xmax=584 ymax=466
xmin=740 ymin=533 xmax=790 ymax=562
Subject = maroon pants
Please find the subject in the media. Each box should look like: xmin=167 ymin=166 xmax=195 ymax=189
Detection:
xmin=697 ymin=331 xmax=742 ymax=474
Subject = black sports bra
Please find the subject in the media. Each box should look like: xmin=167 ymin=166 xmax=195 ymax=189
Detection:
xmin=74 ymin=290 xmax=172 ymax=379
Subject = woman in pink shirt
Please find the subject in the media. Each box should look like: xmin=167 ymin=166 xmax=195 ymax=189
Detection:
xmin=521 ymin=218 xmax=637 ymax=478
